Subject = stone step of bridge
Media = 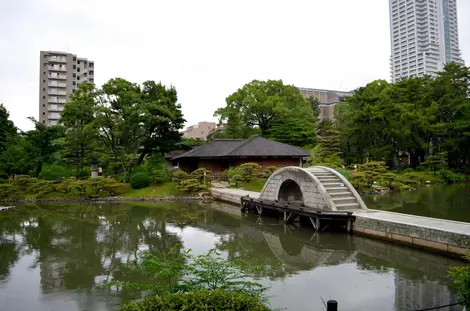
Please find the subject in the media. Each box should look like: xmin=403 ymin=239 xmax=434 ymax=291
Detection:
xmin=322 ymin=182 xmax=345 ymax=187
xmin=311 ymin=171 xmax=335 ymax=176
xmin=331 ymin=196 xmax=357 ymax=204
xmin=335 ymin=202 xmax=360 ymax=210
xmin=323 ymin=186 xmax=348 ymax=192
xmin=328 ymin=191 xmax=353 ymax=197
xmin=316 ymin=177 xmax=341 ymax=182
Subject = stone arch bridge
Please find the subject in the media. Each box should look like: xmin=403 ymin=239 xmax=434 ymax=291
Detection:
xmin=259 ymin=166 xmax=367 ymax=211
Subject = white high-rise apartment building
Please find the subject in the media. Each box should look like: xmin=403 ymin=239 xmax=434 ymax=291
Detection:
xmin=39 ymin=51 xmax=95 ymax=125
xmin=389 ymin=0 xmax=464 ymax=82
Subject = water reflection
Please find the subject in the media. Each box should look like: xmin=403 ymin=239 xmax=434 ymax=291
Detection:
xmin=363 ymin=184 xmax=470 ymax=222
xmin=0 ymin=202 xmax=465 ymax=311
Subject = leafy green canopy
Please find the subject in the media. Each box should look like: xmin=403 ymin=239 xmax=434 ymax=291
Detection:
xmin=214 ymin=79 xmax=316 ymax=147
xmin=338 ymin=63 xmax=470 ymax=170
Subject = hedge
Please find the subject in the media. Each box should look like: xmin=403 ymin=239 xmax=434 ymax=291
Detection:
xmin=0 ymin=176 xmax=130 ymax=200
xmin=120 ymin=290 xmax=271 ymax=311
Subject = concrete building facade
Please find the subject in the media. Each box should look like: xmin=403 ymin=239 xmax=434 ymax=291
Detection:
xmin=39 ymin=51 xmax=94 ymax=125
xmin=389 ymin=0 xmax=463 ymax=82
xmin=183 ymin=121 xmax=218 ymax=140
xmin=298 ymin=87 xmax=354 ymax=122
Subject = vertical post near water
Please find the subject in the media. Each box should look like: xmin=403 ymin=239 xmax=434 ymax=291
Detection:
xmin=326 ymin=300 xmax=338 ymax=311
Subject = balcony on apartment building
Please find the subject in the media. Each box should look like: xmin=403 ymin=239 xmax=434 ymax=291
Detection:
xmin=47 ymin=65 xmax=67 ymax=72
xmin=48 ymin=81 xmax=67 ymax=88
xmin=48 ymin=73 xmax=67 ymax=80
xmin=48 ymin=89 xmax=67 ymax=96
xmin=48 ymin=104 xmax=64 ymax=112
xmin=48 ymin=56 xmax=67 ymax=63
xmin=48 ymin=112 xmax=61 ymax=120
xmin=48 ymin=97 xmax=67 ymax=104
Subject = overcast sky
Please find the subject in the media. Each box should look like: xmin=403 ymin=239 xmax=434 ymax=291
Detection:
xmin=1 ymin=0 xmax=469 ymax=131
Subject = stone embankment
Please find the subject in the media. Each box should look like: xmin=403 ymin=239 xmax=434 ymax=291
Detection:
xmin=0 ymin=195 xmax=212 ymax=204
xmin=210 ymin=188 xmax=470 ymax=257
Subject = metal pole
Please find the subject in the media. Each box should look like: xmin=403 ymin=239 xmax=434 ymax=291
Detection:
xmin=326 ymin=300 xmax=338 ymax=311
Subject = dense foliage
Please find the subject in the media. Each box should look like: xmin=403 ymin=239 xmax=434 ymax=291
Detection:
xmin=338 ymin=63 xmax=470 ymax=171
xmin=214 ymin=80 xmax=316 ymax=147
xmin=120 ymin=290 xmax=271 ymax=311
xmin=0 ymin=79 xmax=184 ymax=185
xmin=449 ymin=253 xmax=470 ymax=309
xmin=107 ymin=248 xmax=267 ymax=298
xmin=0 ymin=175 xmax=130 ymax=200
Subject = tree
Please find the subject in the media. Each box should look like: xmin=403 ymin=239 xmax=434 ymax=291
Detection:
xmin=308 ymin=96 xmax=320 ymax=120
xmin=59 ymin=82 xmax=100 ymax=178
xmin=95 ymin=78 xmax=185 ymax=180
xmin=23 ymin=118 xmax=64 ymax=177
xmin=0 ymin=104 xmax=16 ymax=153
xmin=214 ymin=80 xmax=316 ymax=146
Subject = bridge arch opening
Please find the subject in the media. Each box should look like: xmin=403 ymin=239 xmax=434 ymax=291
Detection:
xmin=278 ymin=179 xmax=303 ymax=204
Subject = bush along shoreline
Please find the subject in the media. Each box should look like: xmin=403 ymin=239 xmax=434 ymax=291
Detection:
xmin=0 ymin=174 xmax=212 ymax=204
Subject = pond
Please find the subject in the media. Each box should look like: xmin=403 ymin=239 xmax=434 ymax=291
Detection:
xmin=363 ymin=184 xmax=470 ymax=223
xmin=0 ymin=201 xmax=465 ymax=311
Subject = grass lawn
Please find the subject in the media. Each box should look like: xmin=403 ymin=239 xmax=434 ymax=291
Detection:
xmin=233 ymin=180 xmax=266 ymax=192
xmin=121 ymin=183 xmax=181 ymax=198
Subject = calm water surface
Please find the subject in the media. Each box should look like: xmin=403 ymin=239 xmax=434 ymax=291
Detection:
xmin=0 ymin=200 xmax=466 ymax=311
xmin=364 ymin=184 xmax=470 ymax=222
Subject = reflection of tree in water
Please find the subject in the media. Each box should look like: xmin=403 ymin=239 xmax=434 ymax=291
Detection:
xmin=0 ymin=242 xmax=18 ymax=281
xmin=363 ymin=185 xmax=470 ymax=222
xmin=0 ymin=202 xmax=193 ymax=307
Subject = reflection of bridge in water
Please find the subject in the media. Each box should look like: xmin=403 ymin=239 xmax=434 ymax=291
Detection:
xmin=206 ymin=203 xmax=463 ymax=281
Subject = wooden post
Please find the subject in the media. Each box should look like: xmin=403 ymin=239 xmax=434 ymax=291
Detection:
xmin=326 ymin=300 xmax=338 ymax=311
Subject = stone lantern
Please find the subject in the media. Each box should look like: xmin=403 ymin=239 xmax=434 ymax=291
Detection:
xmin=91 ymin=158 xmax=99 ymax=178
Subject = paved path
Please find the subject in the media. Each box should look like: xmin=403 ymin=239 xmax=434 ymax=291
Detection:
xmin=354 ymin=209 xmax=470 ymax=235
xmin=210 ymin=188 xmax=470 ymax=255
xmin=211 ymin=188 xmax=470 ymax=233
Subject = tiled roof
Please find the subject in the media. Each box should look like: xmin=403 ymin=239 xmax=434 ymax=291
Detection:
xmin=171 ymin=136 xmax=309 ymax=160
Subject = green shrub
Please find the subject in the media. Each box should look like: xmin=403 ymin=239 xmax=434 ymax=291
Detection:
xmin=150 ymin=168 xmax=168 ymax=185
xmin=130 ymin=173 xmax=150 ymax=189
xmin=449 ymin=253 xmax=470 ymax=309
xmin=78 ymin=168 xmax=91 ymax=179
xmin=176 ymin=179 xmax=207 ymax=193
xmin=0 ymin=184 xmax=15 ymax=199
xmin=39 ymin=165 xmax=69 ymax=181
xmin=0 ymin=178 xmax=4 ymax=185
xmin=171 ymin=169 xmax=188 ymax=183
xmin=120 ymin=290 xmax=271 ymax=311
xmin=189 ymin=168 xmax=213 ymax=184
xmin=229 ymin=174 xmax=244 ymax=187
xmin=261 ymin=166 xmax=278 ymax=179
xmin=337 ymin=169 xmax=352 ymax=180
xmin=0 ymin=173 xmax=8 ymax=180
xmin=438 ymin=170 xmax=465 ymax=184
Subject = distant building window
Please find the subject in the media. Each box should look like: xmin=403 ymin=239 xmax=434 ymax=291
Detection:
xmin=43 ymin=88 xmax=45 ymax=91
xmin=77 ymin=77 xmax=80 ymax=80
xmin=77 ymin=61 xmax=80 ymax=64
xmin=43 ymin=96 xmax=45 ymax=99
xmin=73 ymin=56 xmax=77 ymax=61
xmin=42 ymin=112 xmax=45 ymax=115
